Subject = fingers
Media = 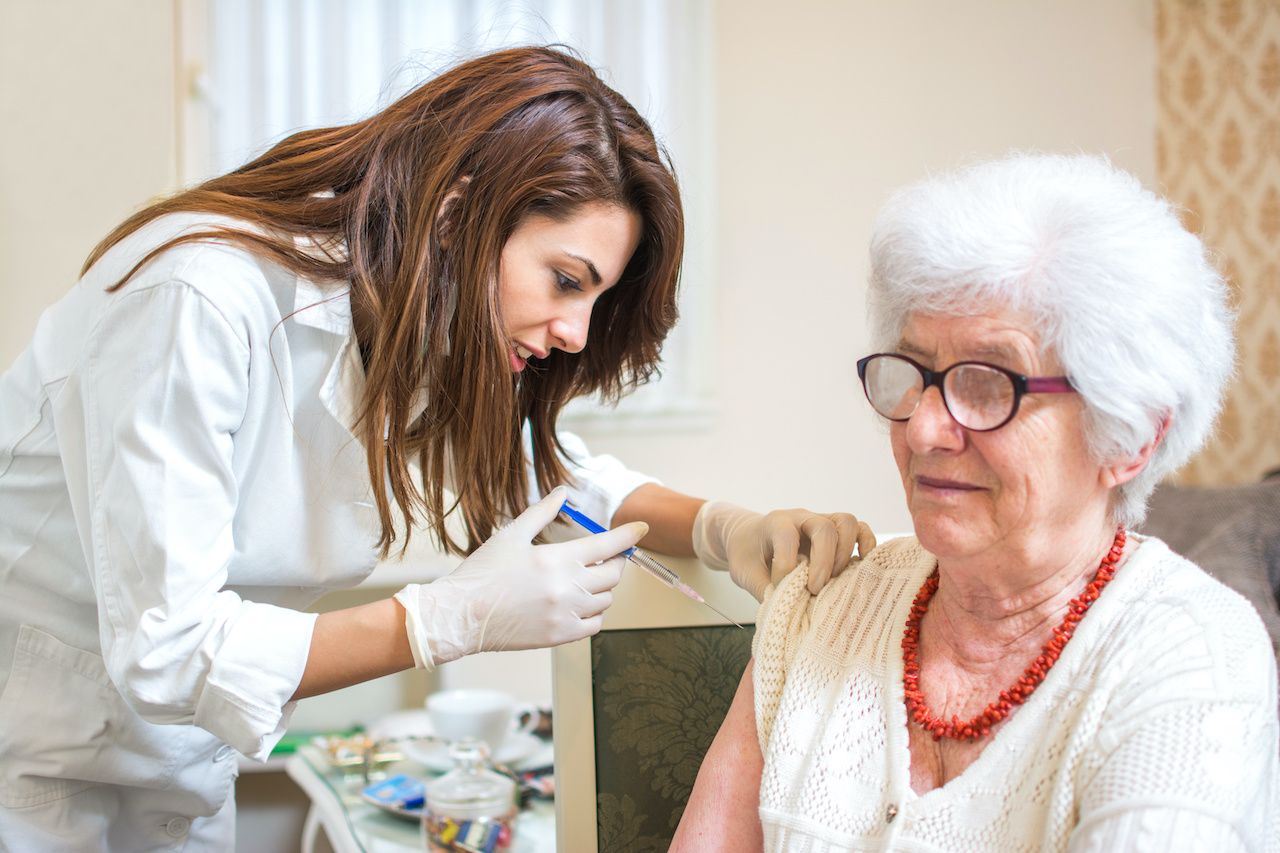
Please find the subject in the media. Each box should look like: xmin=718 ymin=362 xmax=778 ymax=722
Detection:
xmin=740 ymin=571 xmax=770 ymax=602
xmin=855 ymin=520 xmax=877 ymax=559
xmin=576 ymin=554 xmax=626 ymax=595
xmin=829 ymin=513 xmax=861 ymax=581
xmin=574 ymin=589 xmax=614 ymax=621
xmin=767 ymin=521 xmax=800 ymax=586
xmin=558 ymin=557 xmax=624 ymax=638
xmin=765 ymin=511 xmax=877 ymax=595
xmin=799 ymin=515 xmax=839 ymax=594
xmin=573 ymin=614 xmax=605 ymax=640
xmin=503 ymin=486 xmax=570 ymax=540
xmin=560 ymin=520 xmax=649 ymax=565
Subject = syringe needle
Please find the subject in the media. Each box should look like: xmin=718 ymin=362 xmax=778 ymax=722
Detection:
xmin=631 ymin=553 xmax=745 ymax=629
xmin=696 ymin=596 xmax=745 ymax=630
xmin=559 ymin=501 xmax=745 ymax=629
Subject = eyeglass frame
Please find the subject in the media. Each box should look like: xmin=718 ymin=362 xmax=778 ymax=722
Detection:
xmin=855 ymin=352 xmax=1076 ymax=432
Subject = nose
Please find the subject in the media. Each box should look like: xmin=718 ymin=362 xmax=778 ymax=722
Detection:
xmin=904 ymin=385 xmax=965 ymax=453
xmin=549 ymin=302 xmax=592 ymax=354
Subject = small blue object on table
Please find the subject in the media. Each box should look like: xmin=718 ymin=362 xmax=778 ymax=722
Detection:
xmin=285 ymin=741 xmax=554 ymax=853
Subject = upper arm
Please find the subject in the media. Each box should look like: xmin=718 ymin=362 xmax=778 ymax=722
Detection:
xmin=1068 ymin=807 xmax=1250 ymax=853
xmin=671 ymin=659 xmax=765 ymax=853
xmin=82 ymin=282 xmax=250 ymax=662
xmin=532 ymin=427 xmax=659 ymax=528
xmin=1071 ymin=589 xmax=1280 ymax=849
xmin=1068 ymin=696 xmax=1278 ymax=849
xmin=76 ymin=282 xmax=317 ymax=757
xmin=612 ymin=482 xmax=703 ymax=557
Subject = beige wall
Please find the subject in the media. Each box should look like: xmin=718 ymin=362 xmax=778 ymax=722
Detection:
xmin=0 ymin=1 xmax=178 ymax=371
xmin=1157 ymin=0 xmax=1280 ymax=485
xmin=575 ymin=0 xmax=1158 ymax=538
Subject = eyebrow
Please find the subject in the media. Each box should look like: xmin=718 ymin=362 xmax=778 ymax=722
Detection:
xmin=897 ymin=340 xmax=931 ymax=358
xmin=897 ymin=339 xmax=1027 ymax=367
xmin=565 ymin=253 xmax=602 ymax=286
xmin=969 ymin=343 xmax=1027 ymax=364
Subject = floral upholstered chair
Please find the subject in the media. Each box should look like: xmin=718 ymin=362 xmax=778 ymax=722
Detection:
xmin=590 ymin=623 xmax=754 ymax=851
xmin=551 ymin=553 xmax=757 ymax=853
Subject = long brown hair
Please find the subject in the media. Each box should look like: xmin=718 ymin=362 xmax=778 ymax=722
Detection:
xmin=84 ymin=46 xmax=684 ymax=557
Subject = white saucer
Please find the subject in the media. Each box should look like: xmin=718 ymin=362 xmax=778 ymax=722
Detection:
xmin=367 ymin=709 xmax=433 ymax=742
xmin=400 ymin=731 xmax=546 ymax=772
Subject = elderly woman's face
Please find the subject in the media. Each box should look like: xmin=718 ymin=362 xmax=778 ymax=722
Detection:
xmin=890 ymin=310 xmax=1104 ymax=560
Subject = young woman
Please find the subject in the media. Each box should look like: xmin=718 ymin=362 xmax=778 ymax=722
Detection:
xmin=0 ymin=46 xmax=871 ymax=848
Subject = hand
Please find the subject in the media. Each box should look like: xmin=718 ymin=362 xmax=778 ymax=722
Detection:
xmin=693 ymin=501 xmax=876 ymax=600
xmin=394 ymin=487 xmax=648 ymax=669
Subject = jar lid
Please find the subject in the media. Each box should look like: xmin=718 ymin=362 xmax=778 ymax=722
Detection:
xmin=425 ymin=739 xmax=516 ymax=819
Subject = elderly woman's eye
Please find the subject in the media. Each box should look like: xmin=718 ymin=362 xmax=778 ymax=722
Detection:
xmin=953 ymin=368 xmax=1009 ymax=405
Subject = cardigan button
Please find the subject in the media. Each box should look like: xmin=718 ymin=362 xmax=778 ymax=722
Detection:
xmin=886 ymin=803 xmax=899 ymax=823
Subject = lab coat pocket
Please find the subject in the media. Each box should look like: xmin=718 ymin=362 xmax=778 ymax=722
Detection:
xmin=0 ymin=625 xmax=185 ymax=807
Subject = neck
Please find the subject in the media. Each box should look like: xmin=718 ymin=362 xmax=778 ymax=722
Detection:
xmin=928 ymin=515 xmax=1118 ymax=665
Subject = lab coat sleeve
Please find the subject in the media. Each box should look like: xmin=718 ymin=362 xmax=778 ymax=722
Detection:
xmin=523 ymin=425 xmax=659 ymax=525
xmin=78 ymin=280 xmax=316 ymax=760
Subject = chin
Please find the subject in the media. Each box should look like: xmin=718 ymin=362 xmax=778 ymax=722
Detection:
xmin=909 ymin=510 xmax=980 ymax=559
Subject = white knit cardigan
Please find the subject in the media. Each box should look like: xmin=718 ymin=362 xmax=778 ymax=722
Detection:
xmin=752 ymin=535 xmax=1279 ymax=852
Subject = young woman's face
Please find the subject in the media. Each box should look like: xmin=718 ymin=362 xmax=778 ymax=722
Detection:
xmin=497 ymin=201 xmax=642 ymax=372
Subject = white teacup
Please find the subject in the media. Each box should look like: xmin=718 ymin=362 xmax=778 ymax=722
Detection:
xmin=426 ymin=688 xmax=535 ymax=757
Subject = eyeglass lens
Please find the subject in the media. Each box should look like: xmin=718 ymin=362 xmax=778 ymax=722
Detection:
xmin=864 ymin=355 xmax=1017 ymax=430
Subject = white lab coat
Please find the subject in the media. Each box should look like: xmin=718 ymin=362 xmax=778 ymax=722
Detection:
xmin=0 ymin=213 xmax=654 ymax=850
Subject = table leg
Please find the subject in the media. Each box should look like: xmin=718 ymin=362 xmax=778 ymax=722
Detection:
xmin=301 ymin=804 xmax=322 ymax=853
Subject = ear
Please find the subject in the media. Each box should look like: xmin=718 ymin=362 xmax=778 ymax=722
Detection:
xmin=433 ymin=176 xmax=471 ymax=356
xmin=1101 ymin=411 xmax=1171 ymax=489
xmin=435 ymin=175 xmax=471 ymax=250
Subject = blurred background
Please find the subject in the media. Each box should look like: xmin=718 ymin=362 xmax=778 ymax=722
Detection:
xmin=2 ymin=0 xmax=1276 ymax=848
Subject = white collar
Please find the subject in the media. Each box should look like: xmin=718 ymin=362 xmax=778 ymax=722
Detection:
xmin=292 ymin=276 xmax=430 ymax=432
xmin=290 ymin=275 xmax=353 ymax=337
xmin=288 ymin=228 xmax=353 ymax=335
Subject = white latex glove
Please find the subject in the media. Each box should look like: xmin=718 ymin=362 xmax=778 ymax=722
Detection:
xmin=692 ymin=500 xmax=876 ymax=600
xmin=394 ymin=486 xmax=648 ymax=670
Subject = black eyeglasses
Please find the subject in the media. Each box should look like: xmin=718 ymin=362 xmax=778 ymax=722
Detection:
xmin=856 ymin=353 xmax=1076 ymax=432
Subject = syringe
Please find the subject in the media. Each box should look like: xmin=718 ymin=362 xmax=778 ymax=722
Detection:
xmin=559 ymin=502 xmax=744 ymax=629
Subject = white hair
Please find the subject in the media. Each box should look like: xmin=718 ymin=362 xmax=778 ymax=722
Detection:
xmin=867 ymin=152 xmax=1235 ymax=527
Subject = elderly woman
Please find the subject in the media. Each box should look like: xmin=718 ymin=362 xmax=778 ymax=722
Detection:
xmin=672 ymin=154 xmax=1279 ymax=851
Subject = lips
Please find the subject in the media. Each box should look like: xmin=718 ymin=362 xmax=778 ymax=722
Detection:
xmin=515 ymin=342 xmax=547 ymax=360
xmin=916 ymin=475 xmax=984 ymax=491
xmin=509 ymin=342 xmax=548 ymax=372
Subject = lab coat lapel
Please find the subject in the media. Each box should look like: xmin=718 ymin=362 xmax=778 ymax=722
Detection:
xmin=290 ymin=276 xmax=365 ymax=441
xmin=289 ymin=276 xmax=430 ymax=442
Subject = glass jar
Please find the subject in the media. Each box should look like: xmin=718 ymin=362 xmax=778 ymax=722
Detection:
xmin=422 ymin=738 xmax=517 ymax=853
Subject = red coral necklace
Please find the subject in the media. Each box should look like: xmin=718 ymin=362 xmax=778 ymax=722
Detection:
xmin=902 ymin=527 xmax=1126 ymax=742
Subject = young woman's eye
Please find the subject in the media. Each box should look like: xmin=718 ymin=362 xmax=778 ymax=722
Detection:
xmin=555 ymin=271 xmax=583 ymax=293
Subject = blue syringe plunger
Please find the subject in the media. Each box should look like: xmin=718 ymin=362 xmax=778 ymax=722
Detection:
xmin=557 ymin=501 xmax=743 ymax=629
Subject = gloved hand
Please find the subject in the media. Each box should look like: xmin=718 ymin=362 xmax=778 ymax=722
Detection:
xmin=692 ymin=501 xmax=876 ymax=600
xmin=394 ymin=486 xmax=647 ymax=670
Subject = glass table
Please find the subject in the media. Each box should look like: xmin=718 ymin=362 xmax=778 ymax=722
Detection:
xmin=285 ymin=743 xmax=555 ymax=853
